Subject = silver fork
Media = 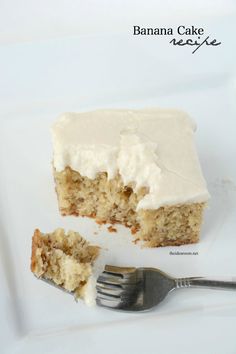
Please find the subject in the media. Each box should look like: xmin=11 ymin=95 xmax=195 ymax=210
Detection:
xmin=96 ymin=265 xmax=236 ymax=311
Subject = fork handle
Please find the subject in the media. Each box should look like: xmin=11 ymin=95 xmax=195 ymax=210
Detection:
xmin=175 ymin=277 xmax=236 ymax=290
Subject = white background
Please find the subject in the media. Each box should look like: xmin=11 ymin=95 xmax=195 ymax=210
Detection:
xmin=0 ymin=2 xmax=236 ymax=354
xmin=0 ymin=0 xmax=235 ymax=44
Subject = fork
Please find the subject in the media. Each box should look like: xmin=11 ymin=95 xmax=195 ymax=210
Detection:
xmin=96 ymin=265 xmax=236 ymax=311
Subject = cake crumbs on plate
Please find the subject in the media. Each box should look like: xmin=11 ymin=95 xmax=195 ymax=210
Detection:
xmin=107 ymin=225 xmax=117 ymax=233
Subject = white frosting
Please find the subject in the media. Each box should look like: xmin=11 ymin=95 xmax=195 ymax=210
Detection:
xmin=52 ymin=109 xmax=209 ymax=209
xmin=82 ymin=250 xmax=107 ymax=307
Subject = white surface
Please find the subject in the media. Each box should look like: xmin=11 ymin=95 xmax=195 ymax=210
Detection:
xmin=0 ymin=13 xmax=236 ymax=354
xmin=0 ymin=0 xmax=235 ymax=44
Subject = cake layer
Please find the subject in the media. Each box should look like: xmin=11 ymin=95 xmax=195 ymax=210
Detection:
xmin=51 ymin=109 xmax=209 ymax=209
xmin=54 ymin=168 xmax=205 ymax=247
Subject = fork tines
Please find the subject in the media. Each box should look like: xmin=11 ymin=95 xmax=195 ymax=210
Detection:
xmin=96 ymin=265 xmax=137 ymax=308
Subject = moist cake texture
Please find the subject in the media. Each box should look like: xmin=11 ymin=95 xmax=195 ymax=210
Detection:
xmin=31 ymin=228 xmax=100 ymax=301
xmin=52 ymin=109 xmax=210 ymax=247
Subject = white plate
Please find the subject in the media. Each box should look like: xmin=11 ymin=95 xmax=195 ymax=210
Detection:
xmin=0 ymin=18 xmax=236 ymax=354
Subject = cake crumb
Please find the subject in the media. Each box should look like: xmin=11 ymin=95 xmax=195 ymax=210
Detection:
xmin=131 ymin=226 xmax=138 ymax=235
xmin=107 ymin=225 xmax=117 ymax=233
xmin=96 ymin=219 xmax=106 ymax=225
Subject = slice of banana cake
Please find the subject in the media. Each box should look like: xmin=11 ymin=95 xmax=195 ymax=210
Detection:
xmin=51 ymin=109 xmax=209 ymax=247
